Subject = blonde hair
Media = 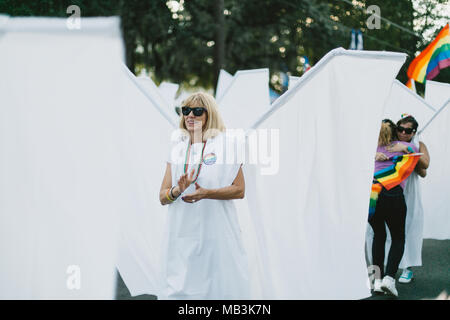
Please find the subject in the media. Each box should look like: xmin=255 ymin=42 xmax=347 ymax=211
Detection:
xmin=378 ymin=122 xmax=393 ymax=146
xmin=179 ymin=92 xmax=226 ymax=140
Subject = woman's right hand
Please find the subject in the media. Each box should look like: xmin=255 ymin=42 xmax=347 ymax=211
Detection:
xmin=375 ymin=152 xmax=388 ymax=161
xmin=386 ymin=143 xmax=408 ymax=153
xmin=177 ymin=168 xmax=196 ymax=194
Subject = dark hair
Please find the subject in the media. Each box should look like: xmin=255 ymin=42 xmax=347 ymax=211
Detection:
xmin=382 ymin=119 xmax=398 ymax=140
xmin=397 ymin=115 xmax=418 ymax=132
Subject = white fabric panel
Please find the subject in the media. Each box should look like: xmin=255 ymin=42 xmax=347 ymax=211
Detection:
xmin=383 ymin=80 xmax=436 ymax=128
xmin=174 ymin=91 xmax=190 ymax=108
xmin=288 ymin=76 xmax=301 ymax=90
xmin=215 ymin=69 xmax=234 ymax=100
xmin=399 ymin=159 xmax=425 ymax=266
xmin=115 ymin=66 xmax=175 ymax=297
xmin=420 ymin=101 xmax=450 ymax=239
xmin=137 ymin=76 xmax=179 ymax=126
xmin=0 ymin=17 xmax=124 ymax=299
xmin=218 ymin=69 xmax=271 ymax=130
xmin=425 ymin=80 xmax=450 ymax=109
xmin=159 ymin=81 xmax=179 ymax=107
xmin=240 ymin=48 xmax=406 ymax=299
xmin=421 ymin=81 xmax=450 ymax=239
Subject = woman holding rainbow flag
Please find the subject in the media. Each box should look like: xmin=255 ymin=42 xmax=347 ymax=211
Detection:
xmin=369 ymin=119 xmax=421 ymax=297
xmin=388 ymin=115 xmax=430 ymax=284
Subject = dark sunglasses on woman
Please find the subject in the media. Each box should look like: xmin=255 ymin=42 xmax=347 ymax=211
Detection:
xmin=397 ymin=126 xmax=415 ymax=134
xmin=181 ymin=106 xmax=207 ymax=117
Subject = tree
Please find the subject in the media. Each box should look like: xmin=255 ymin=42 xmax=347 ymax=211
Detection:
xmin=1 ymin=0 xmax=447 ymax=92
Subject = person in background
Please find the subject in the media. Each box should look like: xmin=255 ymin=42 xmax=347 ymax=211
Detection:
xmin=370 ymin=119 xmax=419 ymax=297
xmin=385 ymin=114 xmax=430 ymax=284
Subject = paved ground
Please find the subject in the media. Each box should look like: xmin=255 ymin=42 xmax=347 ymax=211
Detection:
xmin=115 ymin=239 xmax=449 ymax=300
xmin=365 ymin=239 xmax=450 ymax=300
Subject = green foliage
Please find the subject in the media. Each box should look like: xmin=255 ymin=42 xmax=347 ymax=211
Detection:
xmin=0 ymin=0 xmax=449 ymax=92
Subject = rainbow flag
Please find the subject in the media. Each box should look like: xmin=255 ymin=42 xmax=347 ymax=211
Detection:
xmin=369 ymin=182 xmax=382 ymax=219
xmin=406 ymin=78 xmax=416 ymax=92
xmin=407 ymin=23 xmax=450 ymax=83
xmin=368 ymin=153 xmax=421 ymax=219
xmin=374 ymin=153 xmax=421 ymax=190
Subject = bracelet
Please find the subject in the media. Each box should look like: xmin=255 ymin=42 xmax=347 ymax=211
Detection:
xmin=170 ymin=186 xmax=178 ymax=199
xmin=407 ymin=146 xmax=414 ymax=153
xmin=166 ymin=188 xmax=175 ymax=203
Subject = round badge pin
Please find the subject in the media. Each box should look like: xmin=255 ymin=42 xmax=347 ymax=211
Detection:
xmin=203 ymin=153 xmax=217 ymax=165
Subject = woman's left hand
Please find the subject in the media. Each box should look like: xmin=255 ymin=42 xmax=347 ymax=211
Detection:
xmin=386 ymin=143 xmax=408 ymax=153
xmin=182 ymin=183 xmax=209 ymax=203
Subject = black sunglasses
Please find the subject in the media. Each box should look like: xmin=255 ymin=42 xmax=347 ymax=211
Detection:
xmin=397 ymin=125 xmax=415 ymax=134
xmin=181 ymin=106 xmax=207 ymax=117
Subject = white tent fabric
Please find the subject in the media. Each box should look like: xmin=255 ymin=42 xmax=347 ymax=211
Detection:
xmin=365 ymin=79 xmax=437 ymax=269
xmin=115 ymin=65 xmax=176 ymax=296
xmin=288 ymin=76 xmax=301 ymax=90
xmin=0 ymin=16 xmax=124 ymax=299
xmin=239 ymin=48 xmax=406 ymax=299
xmin=420 ymin=99 xmax=450 ymax=240
xmin=159 ymin=81 xmax=180 ymax=107
xmin=425 ymin=80 xmax=450 ymax=109
xmin=174 ymin=91 xmax=190 ymax=108
xmin=215 ymin=69 xmax=234 ymax=101
xmin=383 ymin=80 xmax=436 ymax=127
xmin=217 ymin=69 xmax=271 ymax=130
xmin=137 ymin=76 xmax=179 ymax=126
xmin=421 ymin=80 xmax=450 ymax=239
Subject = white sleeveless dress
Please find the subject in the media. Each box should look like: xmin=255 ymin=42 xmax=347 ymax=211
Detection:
xmin=160 ymin=131 xmax=250 ymax=299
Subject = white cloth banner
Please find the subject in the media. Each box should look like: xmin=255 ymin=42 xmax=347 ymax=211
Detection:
xmin=215 ymin=69 xmax=234 ymax=101
xmin=420 ymin=100 xmax=450 ymax=239
xmin=425 ymin=80 xmax=450 ymax=109
xmin=240 ymin=48 xmax=406 ymax=299
xmin=383 ymin=80 xmax=436 ymax=126
xmin=115 ymin=66 xmax=176 ymax=297
xmin=159 ymin=81 xmax=179 ymax=108
xmin=288 ymin=76 xmax=301 ymax=90
xmin=0 ymin=16 xmax=124 ymax=299
xmin=420 ymin=80 xmax=450 ymax=239
xmin=218 ymin=69 xmax=271 ymax=130
xmin=137 ymin=76 xmax=179 ymax=126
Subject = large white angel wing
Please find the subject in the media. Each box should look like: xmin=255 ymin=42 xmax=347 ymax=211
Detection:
xmin=0 ymin=16 xmax=124 ymax=299
xmin=239 ymin=48 xmax=406 ymax=299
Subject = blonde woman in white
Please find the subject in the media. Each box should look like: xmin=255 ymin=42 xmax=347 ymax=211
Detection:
xmin=159 ymin=92 xmax=250 ymax=299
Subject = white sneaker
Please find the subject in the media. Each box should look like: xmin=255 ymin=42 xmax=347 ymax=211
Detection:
xmin=373 ymin=279 xmax=383 ymax=294
xmin=398 ymin=268 xmax=414 ymax=283
xmin=381 ymin=276 xmax=398 ymax=297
